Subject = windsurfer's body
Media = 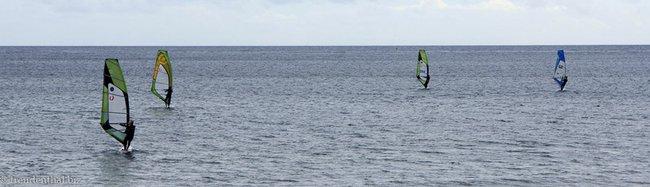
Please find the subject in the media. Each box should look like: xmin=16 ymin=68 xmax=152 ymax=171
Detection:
xmin=165 ymin=88 xmax=172 ymax=107
xmin=123 ymin=120 xmax=135 ymax=151
xmin=560 ymin=76 xmax=568 ymax=90
xmin=416 ymin=74 xmax=430 ymax=88
xmin=423 ymin=76 xmax=430 ymax=89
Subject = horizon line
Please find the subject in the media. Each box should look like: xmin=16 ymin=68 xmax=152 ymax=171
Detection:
xmin=1 ymin=44 xmax=650 ymax=47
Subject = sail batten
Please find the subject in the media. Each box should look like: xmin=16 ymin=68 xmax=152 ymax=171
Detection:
xmin=416 ymin=49 xmax=431 ymax=88
xmin=151 ymin=50 xmax=173 ymax=107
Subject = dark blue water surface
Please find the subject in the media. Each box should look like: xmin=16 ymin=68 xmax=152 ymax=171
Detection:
xmin=0 ymin=46 xmax=649 ymax=186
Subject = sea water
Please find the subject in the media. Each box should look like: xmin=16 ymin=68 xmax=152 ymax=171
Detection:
xmin=0 ymin=46 xmax=649 ymax=186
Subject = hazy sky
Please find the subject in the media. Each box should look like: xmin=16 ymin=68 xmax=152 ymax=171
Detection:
xmin=1 ymin=0 xmax=649 ymax=45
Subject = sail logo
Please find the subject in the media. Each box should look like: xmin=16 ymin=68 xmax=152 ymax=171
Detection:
xmin=157 ymin=55 xmax=167 ymax=65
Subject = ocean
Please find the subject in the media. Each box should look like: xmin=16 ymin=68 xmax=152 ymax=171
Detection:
xmin=0 ymin=46 xmax=649 ymax=186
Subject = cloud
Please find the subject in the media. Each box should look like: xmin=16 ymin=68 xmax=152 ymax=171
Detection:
xmin=394 ymin=0 xmax=520 ymax=11
xmin=438 ymin=0 xmax=520 ymax=10
xmin=0 ymin=0 xmax=649 ymax=45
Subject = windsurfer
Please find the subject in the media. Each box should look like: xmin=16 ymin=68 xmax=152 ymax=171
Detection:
xmin=123 ymin=120 xmax=135 ymax=151
xmin=424 ymin=76 xmax=429 ymax=89
xmin=165 ymin=88 xmax=173 ymax=107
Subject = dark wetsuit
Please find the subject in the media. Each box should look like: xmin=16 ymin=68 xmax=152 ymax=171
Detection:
xmin=416 ymin=75 xmax=430 ymax=88
xmin=165 ymin=88 xmax=173 ymax=107
xmin=124 ymin=120 xmax=135 ymax=150
xmin=560 ymin=76 xmax=568 ymax=90
xmin=423 ymin=76 xmax=430 ymax=89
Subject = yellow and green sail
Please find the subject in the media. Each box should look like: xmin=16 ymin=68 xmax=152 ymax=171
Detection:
xmin=151 ymin=50 xmax=173 ymax=107
xmin=416 ymin=49 xmax=430 ymax=88
xmin=101 ymin=59 xmax=130 ymax=145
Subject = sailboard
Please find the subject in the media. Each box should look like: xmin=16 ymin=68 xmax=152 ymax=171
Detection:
xmin=553 ymin=50 xmax=568 ymax=91
xmin=416 ymin=49 xmax=430 ymax=88
xmin=151 ymin=50 xmax=173 ymax=107
xmin=100 ymin=59 xmax=134 ymax=149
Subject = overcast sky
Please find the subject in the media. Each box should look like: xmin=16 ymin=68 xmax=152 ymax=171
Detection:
xmin=1 ymin=0 xmax=648 ymax=46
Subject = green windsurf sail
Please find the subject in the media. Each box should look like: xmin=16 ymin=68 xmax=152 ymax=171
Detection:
xmin=101 ymin=59 xmax=132 ymax=146
xmin=151 ymin=50 xmax=173 ymax=107
xmin=416 ymin=49 xmax=430 ymax=88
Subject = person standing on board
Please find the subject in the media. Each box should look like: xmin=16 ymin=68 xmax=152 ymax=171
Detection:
xmin=561 ymin=75 xmax=568 ymax=90
xmin=123 ymin=120 xmax=135 ymax=151
xmin=165 ymin=88 xmax=173 ymax=107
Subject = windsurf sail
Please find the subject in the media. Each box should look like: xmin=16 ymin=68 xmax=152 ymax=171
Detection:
xmin=101 ymin=59 xmax=132 ymax=146
xmin=553 ymin=50 xmax=568 ymax=91
xmin=416 ymin=49 xmax=430 ymax=88
xmin=151 ymin=50 xmax=173 ymax=107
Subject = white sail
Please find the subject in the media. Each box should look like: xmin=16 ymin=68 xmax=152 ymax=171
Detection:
xmin=554 ymin=60 xmax=567 ymax=80
xmin=419 ymin=59 xmax=428 ymax=76
xmin=107 ymin=83 xmax=127 ymax=124
xmin=154 ymin=64 xmax=169 ymax=96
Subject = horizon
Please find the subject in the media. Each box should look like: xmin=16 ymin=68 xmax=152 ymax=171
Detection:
xmin=2 ymin=44 xmax=650 ymax=47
